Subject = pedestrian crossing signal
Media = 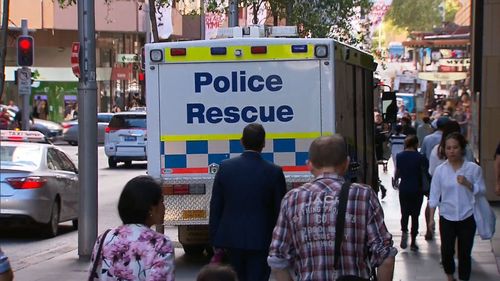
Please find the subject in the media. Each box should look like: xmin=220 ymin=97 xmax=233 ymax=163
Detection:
xmin=17 ymin=35 xmax=34 ymax=66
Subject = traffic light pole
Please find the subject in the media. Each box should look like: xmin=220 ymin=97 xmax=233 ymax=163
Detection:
xmin=77 ymin=0 xmax=98 ymax=259
xmin=21 ymin=20 xmax=30 ymax=131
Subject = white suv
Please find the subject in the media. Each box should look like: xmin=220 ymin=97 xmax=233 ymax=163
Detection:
xmin=104 ymin=112 xmax=147 ymax=168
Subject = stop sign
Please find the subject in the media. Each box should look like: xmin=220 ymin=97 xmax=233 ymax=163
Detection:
xmin=71 ymin=42 xmax=80 ymax=78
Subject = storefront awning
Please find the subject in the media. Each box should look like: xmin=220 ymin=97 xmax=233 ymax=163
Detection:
xmin=402 ymin=39 xmax=470 ymax=48
xmin=418 ymin=72 xmax=467 ymax=82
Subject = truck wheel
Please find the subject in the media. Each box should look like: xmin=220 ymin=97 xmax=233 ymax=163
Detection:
xmin=42 ymin=201 xmax=60 ymax=238
xmin=108 ymin=157 xmax=117 ymax=168
xmin=182 ymin=244 xmax=205 ymax=256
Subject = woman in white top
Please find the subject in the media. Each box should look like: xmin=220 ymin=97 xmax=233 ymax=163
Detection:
xmin=428 ymin=132 xmax=486 ymax=281
xmin=428 ymin=121 xmax=474 ymax=176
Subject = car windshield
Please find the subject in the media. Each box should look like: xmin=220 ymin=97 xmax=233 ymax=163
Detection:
xmin=0 ymin=145 xmax=42 ymax=168
xmin=108 ymin=115 xmax=146 ymax=129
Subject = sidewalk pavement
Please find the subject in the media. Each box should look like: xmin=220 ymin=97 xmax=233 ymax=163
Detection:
xmin=10 ymin=166 xmax=500 ymax=281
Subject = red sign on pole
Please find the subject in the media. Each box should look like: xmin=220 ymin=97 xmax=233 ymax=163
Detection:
xmin=71 ymin=42 xmax=80 ymax=78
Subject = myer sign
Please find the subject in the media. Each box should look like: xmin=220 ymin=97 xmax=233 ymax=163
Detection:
xmin=117 ymin=54 xmax=139 ymax=63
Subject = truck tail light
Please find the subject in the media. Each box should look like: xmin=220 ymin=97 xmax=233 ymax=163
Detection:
xmin=170 ymin=48 xmax=187 ymax=56
xmin=7 ymin=176 xmax=47 ymax=189
xmin=163 ymin=184 xmax=206 ymax=195
xmin=251 ymin=46 xmax=267 ymax=54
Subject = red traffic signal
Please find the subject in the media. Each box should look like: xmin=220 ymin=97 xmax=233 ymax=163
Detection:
xmin=17 ymin=35 xmax=34 ymax=66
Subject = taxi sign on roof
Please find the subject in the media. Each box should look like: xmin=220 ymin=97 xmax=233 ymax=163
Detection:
xmin=0 ymin=130 xmax=47 ymax=142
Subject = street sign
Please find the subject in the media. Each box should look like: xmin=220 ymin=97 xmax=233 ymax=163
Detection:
xmin=117 ymin=54 xmax=139 ymax=63
xmin=17 ymin=68 xmax=31 ymax=95
xmin=71 ymin=42 xmax=80 ymax=78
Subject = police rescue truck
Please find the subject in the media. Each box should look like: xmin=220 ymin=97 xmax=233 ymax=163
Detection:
xmin=145 ymin=26 xmax=378 ymax=254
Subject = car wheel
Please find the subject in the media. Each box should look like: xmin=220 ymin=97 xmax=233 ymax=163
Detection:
xmin=68 ymin=141 xmax=78 ymax=146
xmin=124 ymin=160 xmax=132 ymax=167
xmin=72 ymin=219 xmax=78 ymax=230
xmin=108 ymin=157 xmax=117 ymax=168
xmin=42 ymin=201 xmax=60 ymax=238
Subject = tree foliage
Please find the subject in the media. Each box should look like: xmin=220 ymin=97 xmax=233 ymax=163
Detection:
xmin=288 ymin=0 xmax=371 ymax=42
xmin=387 ymin=0 xmax=462 ymax=33
xmin=58 ymin=0 xmax=371 ymax=44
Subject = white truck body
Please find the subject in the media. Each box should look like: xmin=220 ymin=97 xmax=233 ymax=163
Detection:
xmin=145 ymin=37 xmax=377 ymax=251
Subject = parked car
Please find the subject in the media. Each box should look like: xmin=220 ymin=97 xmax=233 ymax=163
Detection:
xmin=0 ymin=130 xmax=79 ymax=237
xmin=61 ymin=113 xmax=114 ymax=146
xmin=31 ymin=118 xmax=63 ymax=141
xmin=104 ymin=111 xmax=147 ymax=168
xmin=0 ymin=104 xmax=63 ymax=141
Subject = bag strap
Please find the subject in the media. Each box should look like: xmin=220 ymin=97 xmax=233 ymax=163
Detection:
xmin=334 ymin=181 xmax=351 ymax=270
xmin=89 ymin=229 xmax=112 ymax=281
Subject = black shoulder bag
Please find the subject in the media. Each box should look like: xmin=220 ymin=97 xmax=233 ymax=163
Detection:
xmin=88 ymin=229 xmax=111 ymax=281
xmin=334 ymin=182 xmax=376 ymax=281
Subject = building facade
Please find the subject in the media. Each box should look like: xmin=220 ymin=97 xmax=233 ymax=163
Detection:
xmin=2 ymin=0 xmax=205 ymax=121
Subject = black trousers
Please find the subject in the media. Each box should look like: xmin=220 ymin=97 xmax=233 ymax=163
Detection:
xmin=439 ymin=215 xmax=476 ymax=281
xmin=226 ymin=248 xmax=270 ymax=281
xmin=399 ymin=192 xmax=424 ymax=236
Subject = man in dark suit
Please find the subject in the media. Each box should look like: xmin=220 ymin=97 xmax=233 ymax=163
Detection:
xmin=209 ymin=123 xmax=287 ymax=281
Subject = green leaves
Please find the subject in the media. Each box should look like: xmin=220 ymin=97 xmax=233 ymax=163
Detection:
xmin=386 ymin=0 xmax=461 ymax=33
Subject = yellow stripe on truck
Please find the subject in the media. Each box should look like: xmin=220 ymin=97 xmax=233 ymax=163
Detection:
xmin=161 ymin=131 xmax=331 ymax=142
xmin=164 ymin=44 xmax=315 ymax=63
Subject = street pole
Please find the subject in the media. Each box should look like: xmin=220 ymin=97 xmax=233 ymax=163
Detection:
xmin=229 ymin=0 xmax=238 ymax=27
xmin=20 ymin=20 xmax=30 ymax=131
xmin=200 ymin=0 xmax=205 ymax=40
xmin=0 ymin=0 xmax=10 ymax=100
xmin=77 ymin=0 xmax=98 ymax=259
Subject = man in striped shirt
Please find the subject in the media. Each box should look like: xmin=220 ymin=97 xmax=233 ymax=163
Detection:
xmin=268 ymin=135 xmax=396 ymax=281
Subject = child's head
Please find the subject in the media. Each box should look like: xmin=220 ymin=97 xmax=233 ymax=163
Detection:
xmin=197 ymin=264 xmax=239 ymax=281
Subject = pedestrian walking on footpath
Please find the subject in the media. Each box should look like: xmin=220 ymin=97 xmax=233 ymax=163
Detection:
xmin=416 ymin=116 xmax=433 ymax=148
xmin=421 ymin=116 xmax=449 ymax=240
xmin=88 ymin=176 xmax=175 ymax=281
xmin=268 ymin=135 xmax=396 ymax=281
xmin=394 ymin=135 xmax=426 ymax=251
xmin=209 ymin=123 xmax=287 ymax=281
xmin=428 ymin=121 xmax=474 ymax=177
xmin=429 ymin=133 xmax=486 ymax=281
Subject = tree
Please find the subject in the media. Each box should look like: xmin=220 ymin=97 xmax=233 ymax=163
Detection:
xmin=287 ymin=0 xmax=372 ymax=43
xmin=386 ymin=0 xmax=462 ymax=33
xmin=58 ymin=0 xmax=371 ymax=44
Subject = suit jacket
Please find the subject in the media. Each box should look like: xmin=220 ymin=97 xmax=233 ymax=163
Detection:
xmin=209 ymin=151 xmax=287 ymax=251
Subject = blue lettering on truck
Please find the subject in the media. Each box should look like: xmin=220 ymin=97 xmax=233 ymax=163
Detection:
xmin=187 ymin=103 xmax=294 ymax=124
xmin=189 ymin=71 xmax=293 ymax=124
xmin=195 ymin=72 xmax=283 ymax=93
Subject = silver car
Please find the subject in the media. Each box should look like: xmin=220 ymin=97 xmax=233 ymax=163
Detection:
xmin=62 ymin=113 xmax=114 ymax=146
xmin=104 ymin=111 xmax=147 ymax=168
xmin=0 ymin=136 xmax=79 ymax=237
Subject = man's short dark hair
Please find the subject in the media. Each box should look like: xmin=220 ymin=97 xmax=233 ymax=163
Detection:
xmin=241 ymin=123 xmax=265 ymax=151
xmin=404 ymin=135 xmax=418 ymax=149
xmin=197 ymin=264 xmax=238 ymax=281
xmin=308 ymin=135 xmax=348 ymax=168
xmin=118 ymin=175 xmax=162 ymax=224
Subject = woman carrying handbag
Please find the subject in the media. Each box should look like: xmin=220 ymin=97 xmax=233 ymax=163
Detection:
xmin=428 ymin=133 xmax=487 ymax=281
xmin=88 ymin=176 xmax=175 ymax=281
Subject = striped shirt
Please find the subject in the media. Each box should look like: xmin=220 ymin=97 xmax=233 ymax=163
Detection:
xmin=268 ymin=173 xmax=396 ymax=280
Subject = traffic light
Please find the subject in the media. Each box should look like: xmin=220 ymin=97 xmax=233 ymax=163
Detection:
xmin=17 ymin=35 xmax=34 ymax=66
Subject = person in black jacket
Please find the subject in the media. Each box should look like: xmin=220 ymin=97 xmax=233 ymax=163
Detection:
xmin=209 ymin=123 xmax=287 ymax=281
